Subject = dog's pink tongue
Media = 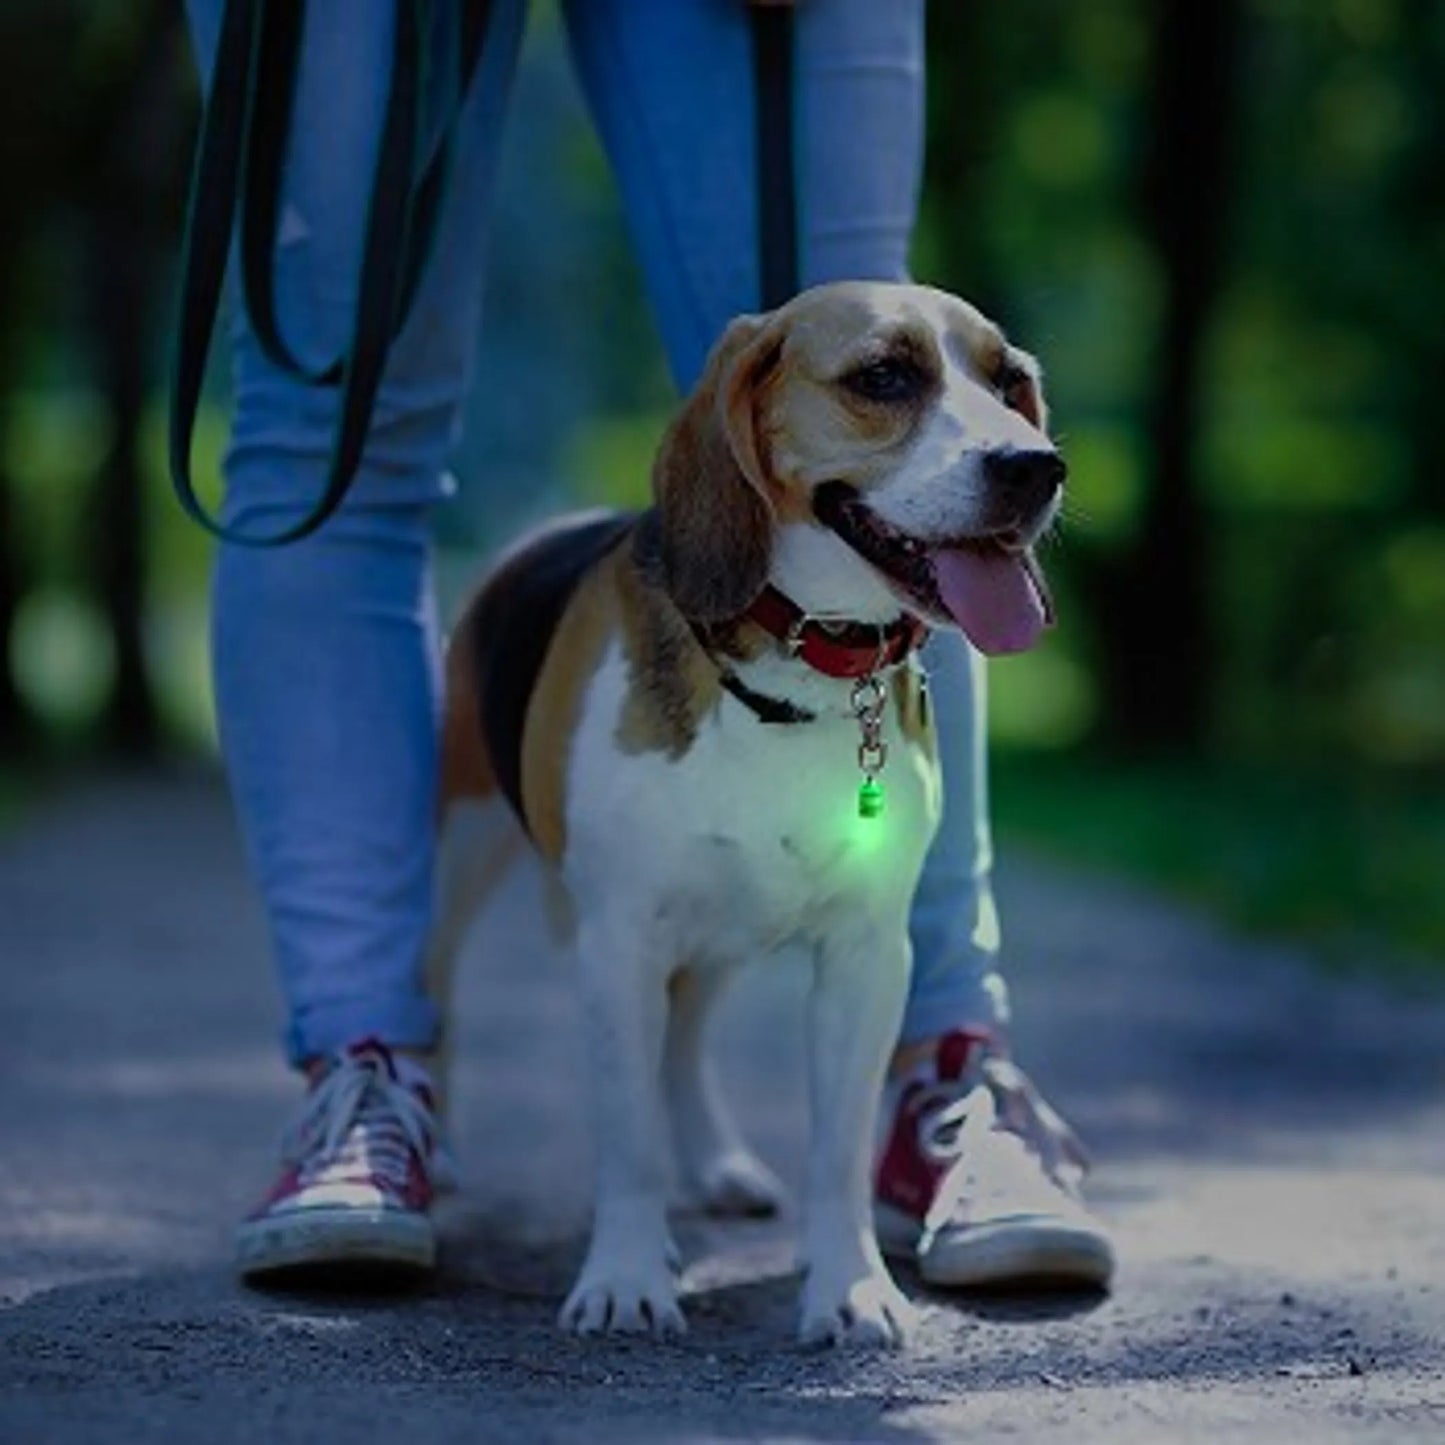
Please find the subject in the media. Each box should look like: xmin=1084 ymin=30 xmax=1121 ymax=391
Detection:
xmin=931 ymin=548 xmax=1047 ymax=656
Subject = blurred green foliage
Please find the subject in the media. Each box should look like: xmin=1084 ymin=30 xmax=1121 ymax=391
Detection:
xmin=917 ymin=0 xmax=1445 ymax=770
xmin=0 ymin=0 xmax=1440 ymax=961
xmin=4 ymin=391 xmax=218 ymax=747
xmin=993 ymin=753 xmax=1445 ymax=968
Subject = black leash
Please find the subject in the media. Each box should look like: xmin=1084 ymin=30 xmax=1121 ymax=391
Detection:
xmin=238 ymin=1 xmax=490 ymax=384
xmin=169 ymin=0 xmax=491 ymax=547
xmin=749 ymin=2 xmax=800 ymax=310
xmin=169 ymin=0 xmax=794 ymax=546
xmin=719 ymin=669 xmax=815 ymax=726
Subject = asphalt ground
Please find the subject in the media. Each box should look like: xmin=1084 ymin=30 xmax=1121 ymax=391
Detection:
xmin=3 ymin=775 xmax=1443 ymax=1442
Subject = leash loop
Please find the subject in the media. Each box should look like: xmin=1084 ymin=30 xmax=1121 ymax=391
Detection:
xmin=170 ymin=0 xmax=786 ymax=546
xmin=169 ymin=0 xmax=491 ymax=547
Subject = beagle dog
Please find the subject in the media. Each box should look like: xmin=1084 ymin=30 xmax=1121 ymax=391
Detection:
xmin=432 ymin=281 xmax=1062 ymax=1347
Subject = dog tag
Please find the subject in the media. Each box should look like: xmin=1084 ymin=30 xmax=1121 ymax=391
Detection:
xmin=858 ymin=777 xmax=885 ymax=818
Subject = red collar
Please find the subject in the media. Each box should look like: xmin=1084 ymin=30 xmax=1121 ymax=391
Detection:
xmin=744 ymin=586 xmax=929 ymax=679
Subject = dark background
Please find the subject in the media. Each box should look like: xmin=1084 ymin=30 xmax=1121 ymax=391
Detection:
xmin=1 ymin=0 xmax=1441 ymax=962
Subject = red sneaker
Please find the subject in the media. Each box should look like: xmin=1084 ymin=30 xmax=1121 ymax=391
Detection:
xmin=235 ymin=1039 xmax=439 ymax=1279
xmin=874 ymin=1030 xmax=1114 ymax=1289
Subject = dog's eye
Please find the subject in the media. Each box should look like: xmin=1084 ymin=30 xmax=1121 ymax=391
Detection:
xmin=996 ymin=362 xmax=1033 ymax=411
xmin=841 ymin=357 xmax=929 ymax=404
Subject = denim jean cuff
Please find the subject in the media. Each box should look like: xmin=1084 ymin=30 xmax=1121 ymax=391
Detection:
xmin=283 ymin=995 xmax=442 ymax=1068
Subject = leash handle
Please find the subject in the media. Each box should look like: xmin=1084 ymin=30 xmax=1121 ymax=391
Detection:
xmin=169 ymin=0 xmax=490 ymax=547
xmin=749 ymin=1 xmax=799 ymax=309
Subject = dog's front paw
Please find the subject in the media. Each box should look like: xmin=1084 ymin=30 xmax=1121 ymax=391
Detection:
xmin=691 ymin=1149 xmax=787 ymax=1218
xmin=798 ymin=1263 xmax=914 ymax=1349
xmin=559 ymin=1254 xmax=687 ymax=1339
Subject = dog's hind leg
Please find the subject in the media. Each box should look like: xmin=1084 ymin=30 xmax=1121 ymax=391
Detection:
xmin=426 ymin=628 xmax=519 ymax=1125
xmin=426 ymin=796 xmax=522 ymax=1122
xmin=664 ymin=966 xmax=787 ymax=1218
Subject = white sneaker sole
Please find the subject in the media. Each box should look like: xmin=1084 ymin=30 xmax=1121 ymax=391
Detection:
xmin=875 ymin=1201 xmax=1114 ymax=1290
xmin=236 ymin=1206 xmax=437 ymax=1279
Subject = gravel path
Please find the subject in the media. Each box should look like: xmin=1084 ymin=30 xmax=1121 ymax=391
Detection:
xmin=3 ymin=775 xmax=1443 ymax=1442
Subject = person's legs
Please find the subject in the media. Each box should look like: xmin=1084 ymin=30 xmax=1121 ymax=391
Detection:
xmin=185 ymin=0 xmax=526 ymax=1066
xmin=563 ymin=0 xmax=1111 ymax=1291
xmin=898 ymin=639 xmax=1011 ymax=1044
xmin=182 ymin=0 xmax=529 ymax=1273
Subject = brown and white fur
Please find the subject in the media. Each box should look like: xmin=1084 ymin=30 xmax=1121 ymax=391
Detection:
xmin=431 ymin=281 xmax=1062 ymax=1346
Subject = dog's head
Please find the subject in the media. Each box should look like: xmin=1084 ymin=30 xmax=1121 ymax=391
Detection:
xmin=648 ymin=281 xmax=1062 ymax=655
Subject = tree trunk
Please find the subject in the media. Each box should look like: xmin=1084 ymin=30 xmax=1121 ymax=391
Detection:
xmin=0 ymin=471 xmax=33 ymax=756
xmin=0 ymin=233 xmax=38 ymax=757
xmin=80 ymin=2 xmax=188 ymax=758
xmin=86 ymin=212 xmax=160 ymax=758
xmin=1094 ymin=0 xmax=1241 ymax=753
xmin=921 ymin=3 xmax=1007 ymax=317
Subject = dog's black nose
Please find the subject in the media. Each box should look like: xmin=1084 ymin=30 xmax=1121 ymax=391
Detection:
xmin=982 ymin=448 xmax=1066 ymax=514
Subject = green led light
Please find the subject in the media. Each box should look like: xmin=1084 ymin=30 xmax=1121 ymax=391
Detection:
xmin=858 ymin=777 xmax=885 ymax=818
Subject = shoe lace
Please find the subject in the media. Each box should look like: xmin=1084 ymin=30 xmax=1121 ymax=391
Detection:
xmin=280 ymin=1054 xmax=435 ymax=1189
xmin=914 ymin=1055 xmax=1090 ymax=1238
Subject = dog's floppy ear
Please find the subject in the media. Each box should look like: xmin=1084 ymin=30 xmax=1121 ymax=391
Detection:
xmin=1003 ymin=347 xmax=1049 ymax=433
xmin=647 ymin=313 xmax=785 ymax=622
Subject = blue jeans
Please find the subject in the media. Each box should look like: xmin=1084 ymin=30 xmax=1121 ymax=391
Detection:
xmin=184 ymin=0 xmax=1009 ymax=1065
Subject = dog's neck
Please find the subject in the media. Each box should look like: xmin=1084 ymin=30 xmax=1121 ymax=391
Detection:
xmin=767 ymin=522 xmax=905 ymax=626
xmin=717 ymin=523 xmax=923 ymax=721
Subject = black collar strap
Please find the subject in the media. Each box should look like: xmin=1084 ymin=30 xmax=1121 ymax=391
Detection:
xmin=718 ymin=670 xmax=815 ymax=726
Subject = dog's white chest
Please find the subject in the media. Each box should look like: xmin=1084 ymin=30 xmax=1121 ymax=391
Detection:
xmin=563 ymin=646 xmax=941 ymax=961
